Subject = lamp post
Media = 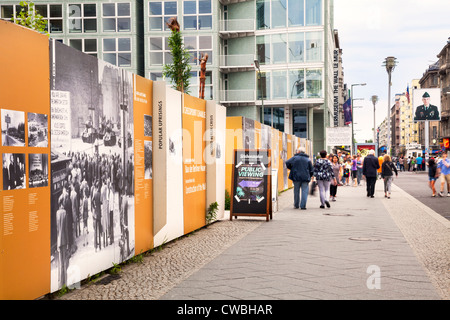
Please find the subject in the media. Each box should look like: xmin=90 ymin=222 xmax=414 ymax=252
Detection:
xmin=351 ymin=83 xmax=366 ymax=154
xmin=254 ymin=59 xmax=264 ymax=124
xmin=371 ymin=95 xmax=378 ymax=144
xmin=383 ymin=56 xmax=398 ymax=156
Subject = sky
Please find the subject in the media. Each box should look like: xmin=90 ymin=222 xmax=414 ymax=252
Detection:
xmin=334 ymin=0 xmax=450 ymax=143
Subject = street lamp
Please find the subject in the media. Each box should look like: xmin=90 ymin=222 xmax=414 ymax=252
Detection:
xmin=351 ymin=83 xmax=366 ymax=154
xmin=371 ymin=95 xmax=378 ymax=144
xmin=254 ymin=59 xmax=264 ymax=124
xmin=383 ymin=56 xmax=398 ymax=156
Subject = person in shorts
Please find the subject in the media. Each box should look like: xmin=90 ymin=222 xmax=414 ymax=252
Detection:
xmin=437 ymin=152 xmax=450 ymax=197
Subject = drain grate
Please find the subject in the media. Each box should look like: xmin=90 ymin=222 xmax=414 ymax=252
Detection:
xmin=323 ymin=213 xmax=353 ymax=217
xmin=349 ymin=237 xmax=381 ymax=242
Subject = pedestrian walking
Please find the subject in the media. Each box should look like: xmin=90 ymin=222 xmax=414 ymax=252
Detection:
xmin=351 ymin=155 xmax=358 ymax=187
xmin=399 ymin=156 xmax=404 ymax=172
xmin=437 ymin=152 xmax=450 ymax=197
xmin=362 ymin=149 xmax=380 ymax=198
xmin=313 ymin=150 xmax=336 ymax=209
xmin=416 ymin=155 xmax=423 ymax=172
xmin=381 ymin=154 xmax=398 ymax=199
xmin=428 ymin=158 xmax=438 ymax=197
xmin=356 ymin=153 xmax=363 ymax=185
xmin=378 ymin=153 xmax=384 ymax=179
xmin=286 ymin=147 xmax=314 ymax=210
xmin=330 ymin=154 xmax=341 ymax=201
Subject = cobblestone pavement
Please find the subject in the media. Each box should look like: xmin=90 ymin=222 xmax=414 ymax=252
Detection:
xmin=57 ymin=178 xmax=449 ymax=300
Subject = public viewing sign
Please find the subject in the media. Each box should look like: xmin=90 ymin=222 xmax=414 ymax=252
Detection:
xmin=326 ymin=127 xmax=352 ymax=147
xmin=230 ymin=149 xmax=272 ymax=221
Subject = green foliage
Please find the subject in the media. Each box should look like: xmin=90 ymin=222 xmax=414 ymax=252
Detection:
xmin=225 ymin=189 xmax=231 ymax=210
xmin=13 ymin=1 xmax=49 ymax=36
xmin=110 ymin=262 xmax=122 ymax=274
xmin=206 ymin=201 xmax=218 ymax=224
xmin=163 ymin=29 xmax=191 ymax=93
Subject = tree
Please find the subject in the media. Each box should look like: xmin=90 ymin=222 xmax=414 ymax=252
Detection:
xmin=163 ymin=17 xmax=191 ymax=93
xmin=13 ymin=1 xmax=49 ymax=36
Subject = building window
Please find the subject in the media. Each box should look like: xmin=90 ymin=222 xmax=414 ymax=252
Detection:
xmin=102 ymin=2 xmax=131 ymax=32
xmin=271 ymin=0 xmax=286 ymax=28
xmin=257 ymin=71 xmax=270 ymax=100
xmin=264 ymin=108 xmax=284 ymax=131
xmin=306 ymin=0 xmax=322 ymax=26
xmin=272 ymin=70 xmax=287 ymax=99
xmin=306 ymin=68 xmax=322 ymax=98
xmin=258 ymin=68 xmax=321 ymax=100
xmin=305 ymin=31 xmax=322 ymax=62
xmin=289 ymin=69 xmax=304 ymax=99
xmin=257 ymin=32 xmax=322 ymax=65
xmin=272 ymin=34 xmax=287 ymax=64
xmin=183 ymin=0 xmax=212 ymax=31
xmin=1 ymin=4 xmax=63 ymax=33
xmin=103 ymin=38 xmax=131 ymax=67
xmin=149 ymin=36 xmax=172 ymax=66
xmin=190 ymin=71 xmax=213 ymax=100
xmin=68 ymin=3 xmax=97 ymax=33
xmin=288 ymin=33 xmax=304 ymax=63
xmin=288 ymin=0 xmax=304 ymax=27
xmin=69 ymin=38 xmax=97 ymax=57
xmin=257 ymin=0 xmax=322 ymax=30
xmin=256 ymin=35 xmax=271 ymax=65
xmin=293 ymin=109 xmax=307 ymax=138
xmin=184 ymin=35 xmax=213 ymax=65
xmin=149 ymin=1 xmax=177 ymax=31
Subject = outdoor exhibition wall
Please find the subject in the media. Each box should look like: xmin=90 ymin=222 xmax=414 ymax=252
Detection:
xmin=0 ymin=21 xmax=225 ymax=299
xmin=225 ymin=116 xmax=310 ymax=196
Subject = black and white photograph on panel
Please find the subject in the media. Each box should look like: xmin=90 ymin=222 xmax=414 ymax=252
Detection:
xmin=28 ymin=112 xmax=49 ymax=147
xmin=49 ymin=40 xmax=135 ymax=293
xmin=144 ymin=114 xmax=152 ymax=137
xmin=2 ymin=153 xmax=26 ymax=190
xmin=144 ymin=140 xmax=152 ymax=179
xmin=1 ymin=109 xmax=25 ymax=147
xmin=28 ymin=153 xmax=49 ymax=188
xmin=243 ymin=117 xmax=255 ymax=149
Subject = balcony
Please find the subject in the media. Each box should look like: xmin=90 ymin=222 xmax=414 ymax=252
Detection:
xmin=219 ymin=54 xmax=256 ymax=73
xmin=219 ymin=89 xmax=255 ymax=106
xmin=219 ymin=19 xmax=255 ymax=39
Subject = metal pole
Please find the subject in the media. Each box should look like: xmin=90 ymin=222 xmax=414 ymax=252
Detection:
xmin=260 ymin=71 xmax=264 ymax=124
xmin=387 ymin=72 xmax=391 ymax=156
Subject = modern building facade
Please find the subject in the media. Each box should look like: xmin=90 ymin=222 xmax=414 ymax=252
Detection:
xmin=438 ymin=39 xmax=450 ymax=149
xmin=418 ymin=61 xmax=441 ymax=154
xmin=0 ymin=1 xmax=146 ymax=75
xmin=1 ymin=0 xmax=337 ymax=153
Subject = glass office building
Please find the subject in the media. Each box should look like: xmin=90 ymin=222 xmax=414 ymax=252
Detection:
xmin=1 ymin=0 xmax=336 ymax=153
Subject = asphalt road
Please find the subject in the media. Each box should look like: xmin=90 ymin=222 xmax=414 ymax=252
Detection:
xmin=392 ymin=170 xmax=450 ymax=220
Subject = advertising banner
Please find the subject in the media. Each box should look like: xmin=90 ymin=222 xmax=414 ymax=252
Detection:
xmin=152 ymin=82 xmax=184 ymax=247
xmin=133 ymin=74 xmax=153 ymax=253
xmin=0 ymin=20 xmax=51 ymax=300
xmin=49 ymin=40 xmax=135 ymax=292
xmin=182 ymin=94 xmax=206 ymax=234
xmin=413 ymin=88 xmax=441 ymax=121
xmin=230 ymin=149 xmax=272 ymax=221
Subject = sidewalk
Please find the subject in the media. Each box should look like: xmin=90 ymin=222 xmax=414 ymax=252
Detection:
xmin=59 ymin=178 xmax=449 ymax=300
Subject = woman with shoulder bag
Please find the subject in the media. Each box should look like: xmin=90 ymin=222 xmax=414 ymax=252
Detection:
xmin=381 ymin=154 xmax=398 ymax=199
xmin=313 ymin=150 xmax=336 ymax=208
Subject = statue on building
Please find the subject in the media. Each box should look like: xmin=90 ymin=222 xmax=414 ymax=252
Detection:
xmin=166 ymin=16 xmax=180 ymax=32
xmin=199 ymin=53 xmax=208 ymax=99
